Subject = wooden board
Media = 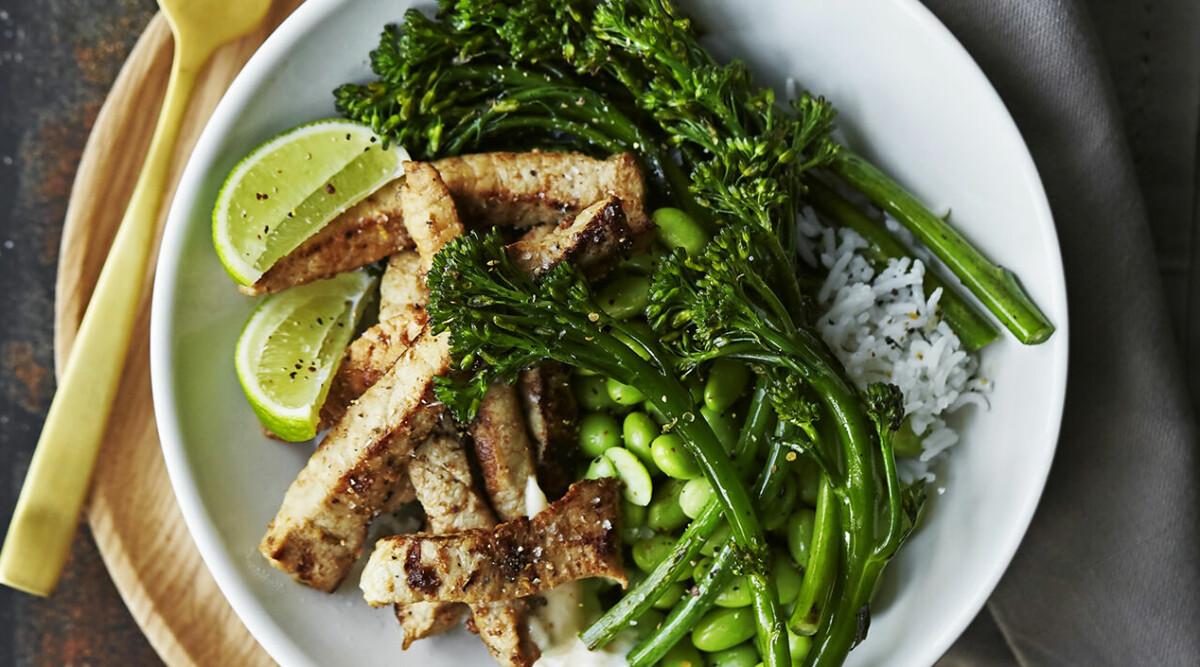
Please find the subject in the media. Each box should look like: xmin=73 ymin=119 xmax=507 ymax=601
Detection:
xmin=52 ymin=4 xmax=305 ymax=666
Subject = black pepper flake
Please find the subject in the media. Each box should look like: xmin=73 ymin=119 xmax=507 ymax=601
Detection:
xmin=325 ymin=183 xmax=337 ymax=194
xmin=255 ymin=193 xmax=268 ymax=200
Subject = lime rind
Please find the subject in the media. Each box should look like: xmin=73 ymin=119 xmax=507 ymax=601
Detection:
xmin=235 ymin=269 xmax=377 ymax=441
xmin=213 ymin=119 xmax=408 ymax=286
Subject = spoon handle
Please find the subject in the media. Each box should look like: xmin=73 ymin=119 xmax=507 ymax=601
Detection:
xmin=0 ymin=44 xmax=204 ymax=597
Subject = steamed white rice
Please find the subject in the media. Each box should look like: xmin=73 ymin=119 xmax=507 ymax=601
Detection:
xmin=797 ymin=209 xmax=991 ymax=482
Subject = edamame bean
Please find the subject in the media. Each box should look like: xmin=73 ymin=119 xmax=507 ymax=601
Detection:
xmin=607 ymin=377 xmax=647 ymax=406
xmin=623 ymin=411 xmax=660 ymax=468
xmin=693 ymin=556 xmax=752 ymax=608
xmin=653 ymin=207 xmax=709 ymax=256
xmin=700 ymin=406 xmax=740 ymax=451
xmin=692 ymin=607 xmax=756 ymax=652
xmin=659 ymin=641 xmax=705 ymax=667
xmin=630 ymin=608 xmax=665 ymax=642
xmin=620 ymin=250 xmax=663 ymax=275
xmin=651 ymin=580 xmax=687 ymax=610
xmin=704 ymin=360 xmax=751 ymax=412
xmin=762 ymin=478 xmax=798 ymax=532
xmin=786 ymin=507 xmax=816 ymax=568
xmin=773 ymin=553 xmax=802 ymax=605
xmin=579 ymin=412 xmax=622 ymax=458
xmin=679 ymin=478 xmax=714 ymax=519
xmin=584 ymin=455 xmax=616 ymax=480
xmin=574 ymin=374 xmax=619 ymax=412
xmin=700 ymin=523 xmax=732 ymax=557
xmin=597 ymin=275 xmax=651 ymax=320
xmin=652 ymin=434 xmax=702 ymax=479
xmin=606 ymin=446 xmax=653 ymax=506
xmin=708 ymin=643 xmax=760 ymax=667
xmin=621 ymin=500 xmax=648 ymax=542
xmin=893 ymin=416 xmax=923 ymax=458
xmin=798 ymin=461 xmax=820 ymax=507
xmin=788 ymin=628 xmax=812 ymax=664
xmin=648 ymin=479 xmax=690 ymax=532
xmin=687 ymin=377 xmax=705 ymax=404
xmin=632 ymin=534 xmax=678 ymax=573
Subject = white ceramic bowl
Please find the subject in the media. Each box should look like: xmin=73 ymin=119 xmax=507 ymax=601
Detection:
xmin=150 ymin=1 xmax=1069 ymax=665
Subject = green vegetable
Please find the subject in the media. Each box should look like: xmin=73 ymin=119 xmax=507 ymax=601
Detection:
xmin=648 ymin=479 xmax=691 ymax=532
xmin=651 ymin=434 xmax=702 ymax=480
xmin=584 ymin=455 xmax=617 ymax=480
xmin=709 ymin=643 xmax=761 ymax=667
xmin=607 ymin=377 xmax=647 ymax=406
xmin=652 ymin=581 xmax=688 ymax=610
xmin=659 ymin=642 xmax=705 ymax=667
xmin=579 ymin=412 xmax=622 ymax=458
xmin=653 ymin=207 xmax=710 ymax=255
xmin=679 ymin=477 xmax=714 ymax=519
xmin=693 ymin=607 xmax=757 ymax=653
xmin=623 ymin=411 xmax=661 ymax=467
xmin=622 ymin=499 xmax=649 ymax=542
xmin=574 ymin=374 xmax=619 ymax=412
xmin=772 ymin=555 xmax=802 ymax=605
xmin=785 ymin=508 xmax=816 ymax=569
xmin=605 ymin=446 xmax=654 ymax=506
xmin=633 ymin=534 xmax=683 ymax=574
xmin=704 ymin=360 xmax=752 ymax=412
xmin=700 ymin=406 xmax=740 ymax=451
xmin=598 ymin=275 xmax=652 ymax=320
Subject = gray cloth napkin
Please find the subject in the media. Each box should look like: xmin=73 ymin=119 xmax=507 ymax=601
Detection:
xmin=916 ymin=1 xmax=1200 ymax=665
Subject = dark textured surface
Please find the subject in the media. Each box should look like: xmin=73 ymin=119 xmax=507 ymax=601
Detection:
xmin=0 ymin=0 xmax=1196 ymax=665
xmin=0 ymin=1 xmax=161 ymax=665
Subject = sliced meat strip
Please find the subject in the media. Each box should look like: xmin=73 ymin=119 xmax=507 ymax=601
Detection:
xmin=434 ymin=152 xmax=649 ymax=233
xmin=518 ymin=365 xmax=579 ymax=502
xmin=410 ymin=436 xmax=498 ymax=533
xmin=471 ymin=383 xmax=539 ymax=522
xmin=360 ymin=479 xmax=626 ymax=606
xmin=399 ymin=161 xmax=464 ymax=274
xmin=404 ymin=436 xmax=538 ymax=665
xmin=507 ymin=197 xmax=634 ymax=279
xmin=240 ymin=152 xmax=649 ymax=295
xmin=320 ymin=306 xmax=426 ymax=429
xmin=241 ymin=179 xmax=410 ymax=296
xmin=379 ymin=250 xmax=428 ymax=321
xmin=394 ymin=602 xmax=467 ymax=650
xmin=259 ymin=330 xmax=451 ymax=592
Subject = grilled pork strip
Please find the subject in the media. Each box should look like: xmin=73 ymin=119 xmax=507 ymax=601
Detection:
xmin=399 ymin=161 xmax=465 ymax=274
xmin=242 ymin=180 xmax=411 ymax=296
xmin=259 ymin=330 xmax=451 ymax=592
xmin=507 ymin=197 xmax=634 ymax=279
xmin=518 ymin=365 xmax=579 ymax=502
xmin=360 ymin=479 xmax=626 ymax=606
xmin=405 ymin=436 xmax=539 ymax=665
xmin=379 ymin=250 xmax=428 ymax=321
xmin=320 ymin=250 xmax=429 ymax=428
xmin=240 ymin=152 xmax=649 ymax=296
xmin=434 ymin=152 xmax=649 ymax=232
xmin=471 ymin=383 xmax=540 ymax=523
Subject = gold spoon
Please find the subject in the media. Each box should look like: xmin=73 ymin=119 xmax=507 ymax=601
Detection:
xmin=0 ymin=0 xmax=273 ymax=596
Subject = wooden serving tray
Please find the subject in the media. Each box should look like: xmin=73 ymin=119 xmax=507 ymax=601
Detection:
xmin=53 ymin=4 xmax=304 ymax=665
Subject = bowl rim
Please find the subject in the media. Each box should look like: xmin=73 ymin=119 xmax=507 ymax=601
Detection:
xmin=149 ymin=1 xmax=1069 ymax=665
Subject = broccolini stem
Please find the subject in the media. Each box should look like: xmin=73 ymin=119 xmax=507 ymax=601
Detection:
xmin=804 ymin=179 xmax=1000 ymax=351
xmin=828 ymin=150 xmax=1054 ymax=344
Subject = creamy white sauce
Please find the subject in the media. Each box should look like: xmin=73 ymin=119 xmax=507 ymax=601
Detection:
xmin=524 ymin=477 xmax=632 ymax=667
xmin=530 ymin=582 xmax=634 ymax=667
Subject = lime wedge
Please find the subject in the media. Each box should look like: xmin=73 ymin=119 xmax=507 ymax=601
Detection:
xmin=213 ymin=119 xmax=407 ymax=285
xmin=235 ymin=269 xmax=377 ymax=441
